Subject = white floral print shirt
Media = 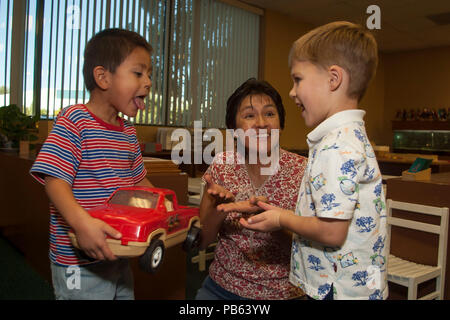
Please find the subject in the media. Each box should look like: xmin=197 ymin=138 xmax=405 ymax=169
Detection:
xmin=289 ymin=110 xmax=388 ymax=300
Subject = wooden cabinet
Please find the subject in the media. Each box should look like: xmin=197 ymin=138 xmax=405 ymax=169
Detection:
xmin=0 ymin=152 xmax=189 ymax=299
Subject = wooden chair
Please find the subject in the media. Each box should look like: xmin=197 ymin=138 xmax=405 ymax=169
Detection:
xmin=191 ymin=243 xmax=216 ymax=272
xmin=387 ymin=199 xmax=449 ymax=299
xmin=190 ymin=180 xmax=217 ymax=271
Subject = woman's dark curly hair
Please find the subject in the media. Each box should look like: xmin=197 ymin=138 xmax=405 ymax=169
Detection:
xmin=225 ymin=78 xmax=285 ymax=129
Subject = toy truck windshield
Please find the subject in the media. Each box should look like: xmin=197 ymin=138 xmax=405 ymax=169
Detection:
xmin=109 ymin=189 xmax=159 ymax=209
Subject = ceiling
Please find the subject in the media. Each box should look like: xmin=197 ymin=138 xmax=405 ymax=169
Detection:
xmin=242 ymin=0 xmax=450 ymax=52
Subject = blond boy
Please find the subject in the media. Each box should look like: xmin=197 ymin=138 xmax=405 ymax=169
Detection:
xmin=239 ymin=21 xmax=388 ymax=300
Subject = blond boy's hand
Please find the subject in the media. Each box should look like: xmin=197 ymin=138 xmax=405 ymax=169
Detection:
xmin=75 ymin=216 xmax=122 ymax=261
xmin=239 ymin=201 xmax=291 ymax=232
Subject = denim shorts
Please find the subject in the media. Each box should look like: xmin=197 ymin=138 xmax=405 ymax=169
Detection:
xmin=195 ymin=276 xmax=251 ymax=300
xmin=50 ymin=259 xmax=134 ymax=300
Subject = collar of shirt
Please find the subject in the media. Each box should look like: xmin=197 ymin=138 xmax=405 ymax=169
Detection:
xmin=306 ymin=109 xmax=366 ymax=147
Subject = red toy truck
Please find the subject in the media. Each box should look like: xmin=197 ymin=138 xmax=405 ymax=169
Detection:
xmin=69 ymin=187 xmax=201 ymax=273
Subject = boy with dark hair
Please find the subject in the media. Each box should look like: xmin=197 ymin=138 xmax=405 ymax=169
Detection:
xmin=31 ymin=28 xmax=155 ymax=299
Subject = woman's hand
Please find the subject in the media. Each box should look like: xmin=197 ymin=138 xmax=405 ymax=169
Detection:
xmin=216 ymin=195 xmax=268 ymax=214
xmin=204 ymin=174 xmax=235 ymax=205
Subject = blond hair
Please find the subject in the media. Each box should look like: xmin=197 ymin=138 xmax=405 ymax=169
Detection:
xmin=289 ymin=21 xmax=378 ymax=101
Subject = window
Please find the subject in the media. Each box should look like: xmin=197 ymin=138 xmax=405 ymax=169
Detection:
xmin=167 ymin=0 xmax=260 ymax=128
xmin=0 ymin=0 xmax=13 ymax=107
xmin=38 ymin=0 xmax=167 ymax=123
xmin=1 ymin=0 xmax=260 ymax=128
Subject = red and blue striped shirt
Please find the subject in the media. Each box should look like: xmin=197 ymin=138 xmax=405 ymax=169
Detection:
xmin=30 ymin=104 xmax=147 ymax=266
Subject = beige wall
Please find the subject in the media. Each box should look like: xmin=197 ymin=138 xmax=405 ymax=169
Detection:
xmin=262 ymin=9 xmax=387 ymax=150
xmin=263 ymin=10 xmax=450 ymax=150
xmin=261 ymin=10 xmax=313 ymax=151
xmin=135 ymin=125 xmax=163 ymax=144
xmin=360 ymin=55 xmax=386 ymax=145
xmin=383 ymin=46 xmax=450 ymax=143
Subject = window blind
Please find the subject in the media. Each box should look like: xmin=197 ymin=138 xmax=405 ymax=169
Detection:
xmin=38 ymin=0 xmax=167 ymax=121
xmin=0 ymin=0 xmax=13 ymax=107
xmin=2 ymin=0 xmax=260 ymax=128
xmin=167 ymin=0 xmax=260 ymax=128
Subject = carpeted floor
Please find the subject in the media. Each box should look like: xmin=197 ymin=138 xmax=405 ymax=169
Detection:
xmin=0 ymin=234 xmax=211 ymax=300
xmin=0 ymin=236 xmax=54 ymax=300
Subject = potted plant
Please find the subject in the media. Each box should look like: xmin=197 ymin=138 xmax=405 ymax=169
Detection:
xmin=0 ymin=104 xmax=39 ymax=152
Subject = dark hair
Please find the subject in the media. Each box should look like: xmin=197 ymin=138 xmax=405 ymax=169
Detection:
xmin=225 ymin=78 xmax=285 ymax=129
xmin=83 ymin=28 xmax=153 ymax=91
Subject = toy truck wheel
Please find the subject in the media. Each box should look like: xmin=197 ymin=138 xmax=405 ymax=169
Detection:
xmin=182 ymin=225 xmax=201 ymax=252
xmin=139 ymin=239 xmax=165 ymax=273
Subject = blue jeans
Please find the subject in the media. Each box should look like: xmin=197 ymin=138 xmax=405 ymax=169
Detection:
xmin=195 ymin=276 xmax=251 ymax=300
xmin=50 ymin=259 xmax=134 ymax=300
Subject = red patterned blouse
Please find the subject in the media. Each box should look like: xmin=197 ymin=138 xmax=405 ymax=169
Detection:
xmin=203 ymin=149 xmax=307 ymax=299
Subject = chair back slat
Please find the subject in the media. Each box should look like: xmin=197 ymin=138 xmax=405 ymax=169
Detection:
xmin=388 ymin=200 xmax=448 ymax=218
xmin=387 ymin=216 xmax=441 ymax=234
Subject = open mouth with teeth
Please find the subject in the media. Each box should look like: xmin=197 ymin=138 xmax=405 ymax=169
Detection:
xmin=133 ymin=96 xmax=146 ymax=110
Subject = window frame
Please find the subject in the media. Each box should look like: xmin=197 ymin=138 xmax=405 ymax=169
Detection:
xmin=4 ymin=0 xmax=263 ymax=129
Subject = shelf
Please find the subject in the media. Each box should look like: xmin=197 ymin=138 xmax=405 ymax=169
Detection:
xmin=392 ymin=120 xmax=450 ymax=131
